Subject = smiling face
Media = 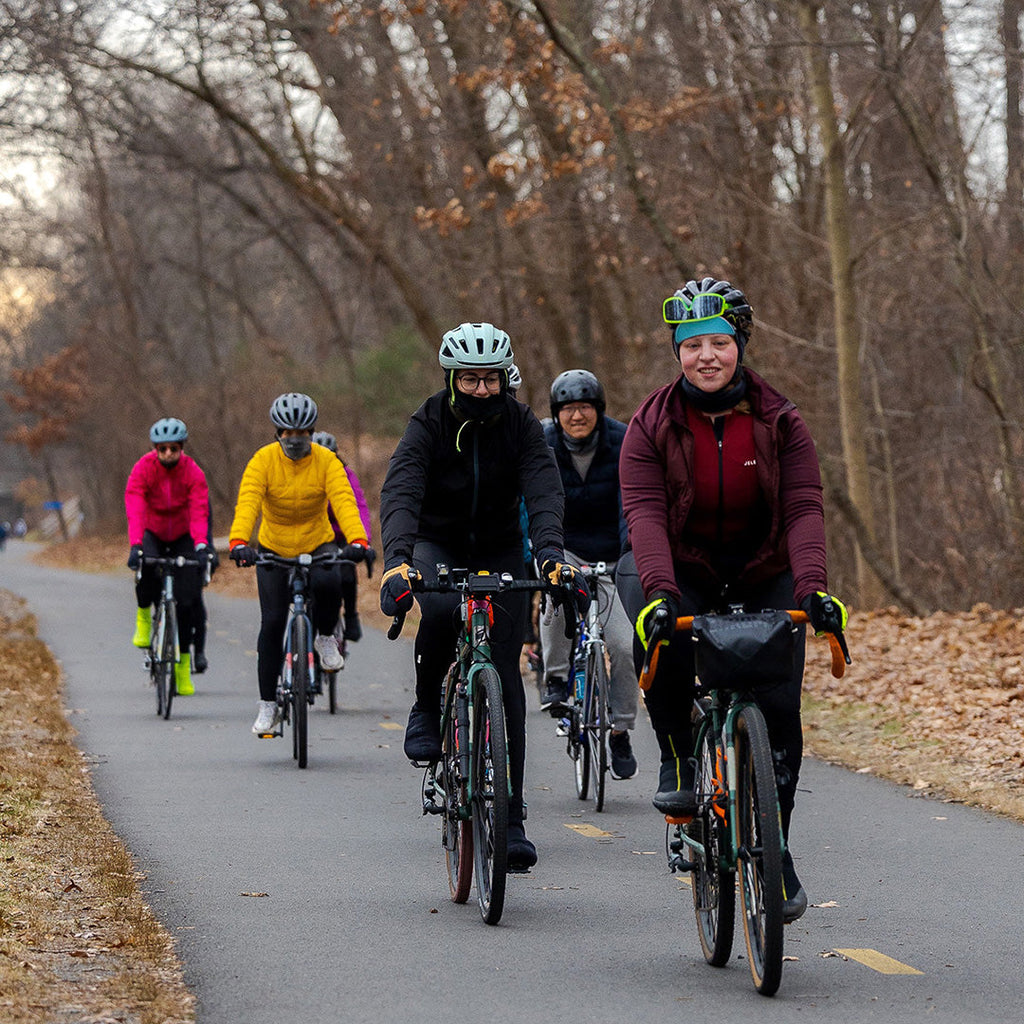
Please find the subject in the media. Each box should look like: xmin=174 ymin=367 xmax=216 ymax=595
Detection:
xmin=557 ymin=401 xmax=599 ymax=441
xmin=678 ymin=333 xmax=739 ymax=393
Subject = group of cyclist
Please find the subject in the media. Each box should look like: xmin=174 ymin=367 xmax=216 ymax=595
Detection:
xmin=125 ymin=274 xmax=847 ymax=916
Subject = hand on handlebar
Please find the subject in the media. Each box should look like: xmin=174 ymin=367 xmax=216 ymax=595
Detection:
xmin=635 ymin=590 xmax=680 ymax=650
xmin=800 ymin=591 xmax=848 ymax=636
xmin=230 ymin=543 xmax=257 ymax=567
xmin=127 ymin=545 xmax=143 ymax=571
xmin=380 ymin=562 xmax=415 ymax=616
xmin=540 ymin=559 xmax=592 ymax=626
xmin=340 ymin=541 xmax=375 ymax=564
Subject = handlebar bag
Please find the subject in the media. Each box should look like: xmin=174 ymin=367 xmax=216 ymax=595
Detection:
xmin=691 ymin=610 xmax=796 ymax=690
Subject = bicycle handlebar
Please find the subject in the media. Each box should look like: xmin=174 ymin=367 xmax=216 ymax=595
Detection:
xmin=638 ymin=608 xmax=850 ymax=691
xmin=135 ymin=553 xmax=211 ymax=585
xmin=387 ymin=565 xmax=576 ymax=641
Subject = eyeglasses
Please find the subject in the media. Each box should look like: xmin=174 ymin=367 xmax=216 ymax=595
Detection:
xmin=156 ymin=444 xmax=182 ymax=454
xmin=663 ymin=292 xmax=728 ymax=325
xmin=455 ymin=371 xmax=503 ymax=393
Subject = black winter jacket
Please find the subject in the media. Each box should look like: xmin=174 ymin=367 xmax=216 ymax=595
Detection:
xmin=543 ymin=416 xmax=628 ymax=563
xmin=381 ymin=390 xmax=564 ymax=567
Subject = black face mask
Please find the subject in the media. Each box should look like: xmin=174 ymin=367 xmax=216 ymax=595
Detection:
xmin=280 ymin=435 xmax=312 ymax=460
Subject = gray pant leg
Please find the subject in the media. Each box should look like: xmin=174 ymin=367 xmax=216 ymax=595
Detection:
xmin=599 ymin=569 xmax=639 ymax=731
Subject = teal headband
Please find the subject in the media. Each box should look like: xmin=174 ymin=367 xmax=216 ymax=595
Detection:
xmin=673 ymin=316 xmax=736 ymax=344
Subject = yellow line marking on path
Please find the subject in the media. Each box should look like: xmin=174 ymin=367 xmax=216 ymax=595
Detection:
xmin=378 ymin=722 xmax=403 ymax=730
xmin=834 ymin=949 xmax=923 ymax=975
xmin=564 ymin=823 xmax=615 ymax=838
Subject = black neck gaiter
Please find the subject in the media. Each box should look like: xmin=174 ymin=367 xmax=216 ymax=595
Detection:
xmin=678 ymin=368 xmax=748 ymax=413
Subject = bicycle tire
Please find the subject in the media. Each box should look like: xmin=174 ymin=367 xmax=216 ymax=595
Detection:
xmin=291 ymin=616 xmax=310 ymax=769
xmin=691 ymin=724 xmax=735 ymax=966
xmin=328 ymin=668 xmax=338 ymax=714
xmin=443 ymin=692 xmax=473 ymax=903
xmin=585 ymin=647 xmax=609 ymax=812
xmin=150 ymin=603 xmax=167 ymax=718
xmin=735 ymin=704 xmax=785 ymax=996
xmin=471 ymin=665 xmax=508 ymax=925
xmin=161 ymin=600 xmax=177 ymax=721
xmin=572 ymin=700 xmax=590 ymax=800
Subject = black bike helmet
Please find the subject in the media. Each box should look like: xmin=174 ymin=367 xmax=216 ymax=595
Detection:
xmin=664 ymin=277 xmax=753 ymax=358
xmin=270 ymin=393 xmax=318 ymax=430
xmin=549 ymin=369 xmax=606 ymax=419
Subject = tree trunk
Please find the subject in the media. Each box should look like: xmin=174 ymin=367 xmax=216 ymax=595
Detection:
xmin=795 ymin=1 xmax=883 ymax=607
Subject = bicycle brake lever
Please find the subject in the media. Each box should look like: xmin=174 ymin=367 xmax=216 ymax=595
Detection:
xmin=387 ymin=613 xmax=405 ymax=640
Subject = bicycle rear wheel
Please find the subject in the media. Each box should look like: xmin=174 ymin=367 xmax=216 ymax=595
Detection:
xmin=162 ymin=600 xmax=178 ymax=721
xmin=735 ymin=704 xmax=784 ymax=996
xmin=290 ymin=616 xmax=310 ymax=768
xmin=471 ymin=665 xmax=508 ymax=925
xmin=585 ymin=647 xmax=609 ymax=812
xmin=691 ymin=724 xmax=735 ymax=966
xmin=443 ymin=693 xmax=473 ymax=903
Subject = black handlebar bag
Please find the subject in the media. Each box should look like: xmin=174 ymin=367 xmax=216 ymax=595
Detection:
xmin=691 ymin=611 xmax=797 ymax=691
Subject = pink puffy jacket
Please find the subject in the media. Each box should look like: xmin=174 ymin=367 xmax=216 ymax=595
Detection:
xmin=125 ymin=451 xmax=210 ymax=547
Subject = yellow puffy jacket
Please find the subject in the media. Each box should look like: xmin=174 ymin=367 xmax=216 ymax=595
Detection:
xmin=229 ymin=442 xmax=367 ymax=557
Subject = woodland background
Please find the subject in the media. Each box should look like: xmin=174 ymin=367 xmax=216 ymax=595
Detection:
xmin=2 ymin=0 xmax=1024 ymax=614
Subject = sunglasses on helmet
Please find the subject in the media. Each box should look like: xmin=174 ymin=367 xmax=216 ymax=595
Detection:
xmin=662 ymin=292 xmax=728 ymax=325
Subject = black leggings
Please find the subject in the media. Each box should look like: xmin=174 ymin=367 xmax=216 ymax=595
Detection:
xmin=255 ymin=543 xmax=343 ymax=701
xmin=616 ymin=552 xmax=805 ymax=835
xmin=411 ymin=540 xmax=530 ymax=824
xmin=135 ymin=531 xmax=202 ymax=652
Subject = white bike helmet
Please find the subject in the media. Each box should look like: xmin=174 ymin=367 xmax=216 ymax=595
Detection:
xmin=270 ymin=393 xmax=318 ymax=430
xmin=438 ymin=323 xmax=514 ymax=370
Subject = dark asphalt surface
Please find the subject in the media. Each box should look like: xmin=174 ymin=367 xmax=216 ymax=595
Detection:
xmin=4 ymin=542 xmax=1023 ymax=1023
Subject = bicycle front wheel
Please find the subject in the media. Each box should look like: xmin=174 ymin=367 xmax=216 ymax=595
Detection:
xmin=584 ymin=647 xmax=609 ymax=812
xmin=471 ymin=665 xmax=508 ymax=925
xmin=161 ymin=600 xmax=178 ymax=720
xmin=443 ymin=695 xmax=473 ymax=903
xmin=150 ymin=604 xmax=168 ymax=718
xmin=735 ymin=704 xmax=784 ymax=996
xmin=691 ymin=724 xmax=735 ymax=966
xmin=571 ymin=701 xmax=590 ymax=800
xmin=290 ymin=616 xmax=310 ymax=769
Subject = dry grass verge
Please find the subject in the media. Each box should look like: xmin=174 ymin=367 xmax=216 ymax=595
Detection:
xmin=0 ymin=590 xmax=193 ymax=1024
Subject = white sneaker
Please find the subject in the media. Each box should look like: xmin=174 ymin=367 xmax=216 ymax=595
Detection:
xmin=252 ymin=700 xmax=281 ymax=735
xmin=314 ymin=634 xmax=344 ymax=672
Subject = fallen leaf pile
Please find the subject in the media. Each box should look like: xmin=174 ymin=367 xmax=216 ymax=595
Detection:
xmin=801 ymin=605 xmax=1024 ymax=821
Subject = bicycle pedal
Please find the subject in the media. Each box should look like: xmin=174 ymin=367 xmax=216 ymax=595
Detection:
xmin=507 ymin=865 xmax=532 ymax=875
xmin=668 ymin=855 xmax=697 ymax=873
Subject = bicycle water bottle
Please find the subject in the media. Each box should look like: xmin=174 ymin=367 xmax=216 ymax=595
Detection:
xmin=574 ymin=663 xmax=586 ymax=701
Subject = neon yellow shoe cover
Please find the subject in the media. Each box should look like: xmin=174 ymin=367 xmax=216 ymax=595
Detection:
xmin=132 ymin=607 xmax=152 ymax=648
xmin=175 ymin=653 xmax=194 ymax=696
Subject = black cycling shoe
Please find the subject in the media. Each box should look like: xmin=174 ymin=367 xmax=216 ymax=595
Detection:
xmin=609 ymin=730 xmax=637 ymax=779
xmin=540 ymin=677 xmax=570 ymax=715
xmin=403 ymin=706 xmax=442 ymax=763
xmin=782 ymin=848 xmax=808 ymax=923
xmin=506 ymin=823 xmax=537 ymax=872
xmin=652 ymin=757 xmax=697 ymax=816
xmin=193 ymin=651 xmax=208 ymax=674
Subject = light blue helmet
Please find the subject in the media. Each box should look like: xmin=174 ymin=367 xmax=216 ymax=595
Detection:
xmin=150 ymin=418 xmax=188 ymax=444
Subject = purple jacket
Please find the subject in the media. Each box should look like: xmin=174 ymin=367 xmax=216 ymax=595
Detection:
xmin=620 ymin=369 xmax=827 ymax=604
xmin=327 ymin=462 xmax=373 ymax=544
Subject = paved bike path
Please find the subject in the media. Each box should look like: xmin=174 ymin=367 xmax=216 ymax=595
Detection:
xmin=4 ymin=544 xmax=1023 ymax=1023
